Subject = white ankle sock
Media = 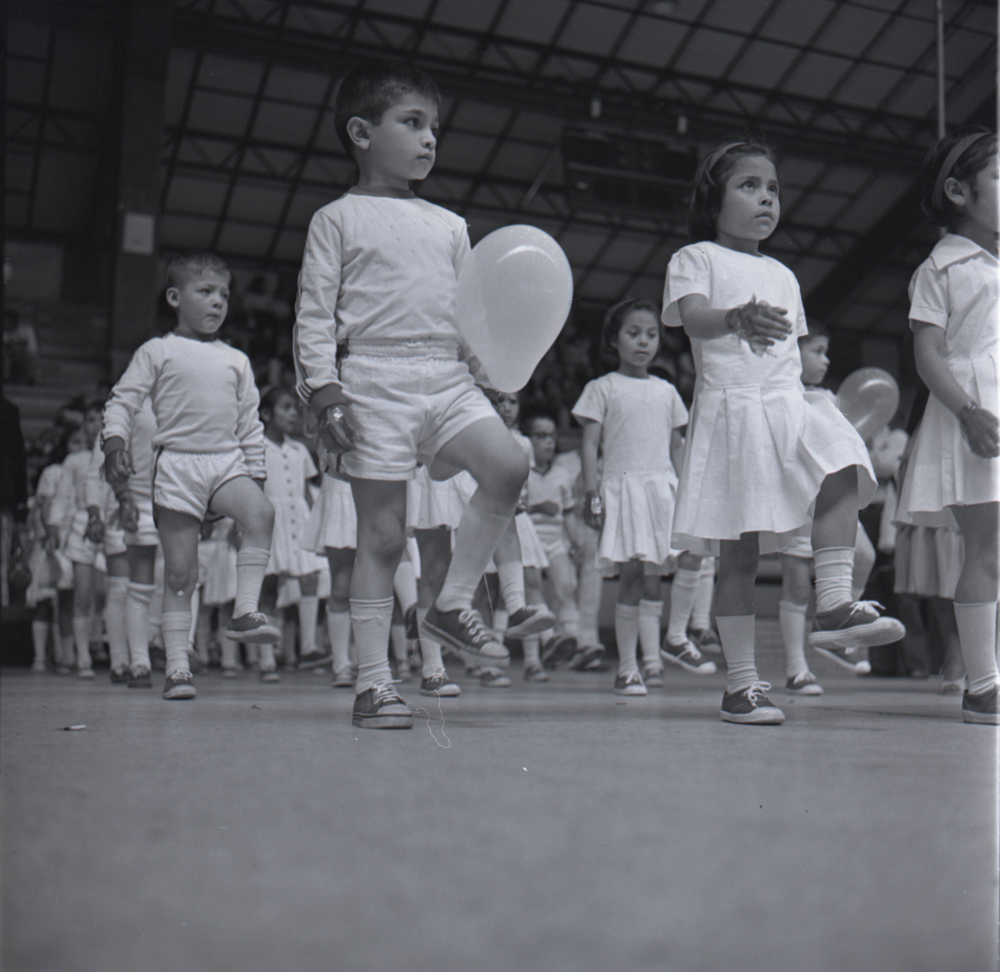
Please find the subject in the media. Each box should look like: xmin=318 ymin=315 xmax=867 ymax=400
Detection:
xmin=161 ymin=611 xmax=192 ymax=678
xmin=717 ymin=615 xmax=758 ymax=694
xmin=690 ymin=558 xmax=715 ymax=631
xmin=667 ymin=568 xmax=699 ymax=641
xmin=780 ymin=600 xmax=809 ymax=679
xmin=298 ymin=595 xmax=319 ymax=656
xmin=326 ymin=610 xmax=352 ymax=676
xmin=615 ymin=603 xmax=640 ymax=676
xmin=436 ymin=506 xmax=510 ymax=612
xmin=234 ymin=547 xmax=270 ymax=617
xmin=497 ymin=561 xmax=527 ymax=614
xmin=638 ymin=599 xmax=663 ymax=665
xmin=523 ymin=635 xmax=541 ymax=668
xmin=258 ymin=641 xmax=277 ymax=672
xmin=350 ymin=597 xmax=394 ymax=694
xmin=954 ymin=602 xmax=1000 ymax=696
xmin=813 ymin=547 xmax=854 ymax=614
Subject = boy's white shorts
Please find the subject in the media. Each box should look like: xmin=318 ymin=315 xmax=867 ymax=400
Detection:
xmin=533 ymin=521 xmax=572 ymax=561
xmin=153 ymin=448 xmax=249 ymax=521
xmin=336 ymin=349 xmax=498 ymax=481
xmin=65 ymin=510 xmax=127 ymax=565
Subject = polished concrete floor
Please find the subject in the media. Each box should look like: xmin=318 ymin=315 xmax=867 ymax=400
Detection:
xmin=3 ymin=622 xmax=998 ymax=972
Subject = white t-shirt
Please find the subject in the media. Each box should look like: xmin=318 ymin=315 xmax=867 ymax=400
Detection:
xmin=662 ymin=241 xmax=808 ymax=393
xmin=527 ymin=462 xmax=577 ymax=528
xmin=102 ymin=333 xmax=265 ymax=478
xmin=294 ymin=190 xmax=471 ymax=406
xmin=571 ymin=371 xmax=687 ymax=478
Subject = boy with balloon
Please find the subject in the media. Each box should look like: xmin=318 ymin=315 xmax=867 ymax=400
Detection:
xmin=293 ymin=62 xmax=572 ymax=729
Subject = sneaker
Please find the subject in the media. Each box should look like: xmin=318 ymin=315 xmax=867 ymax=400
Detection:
xmin=642 ymin=665 xmax=664 ymax=688
xmin=660 ymin=636 xmax=717 ymax=674
xmin=77 ymin=668 xmax=95 ymax=680
xmin=31 ymin=661 xmax=47 ymax=673
xmin=352 ymin=682 xmax=413 ymax=729
xmin=110 ymin=666 xmax=130 ymax=684
xmin=785 ymin=671 xmax=823 ymax=696
xmin=541 ymin=634 xmax=578 ymax=669
xmin=940 ymin=675 xmax=967 ymax=695
xmin=298 ymin=649 xmax=333 ymax=670
xmin=505 ymin=604 xmax=556 ymax=639
xmin=480 ymin=668 xmax=511 ymax=688
xmin=419 ymin=670 xmax=462 ymax=697
xmin=720 ymin=682 xmax=785 ymax=724
xmin=688 ymin=625 xmax=723 ymax=654
xmin=259 ymin=668 xmax=281 ymax=684
xmin=811 ymin=643 xmax=872 ymax=674
xmin=613 ymin=671 xmax=647 ymax=696
xmin=568 ymin=644 xmax=602 ymax=671
xmin=523 ymin=663 xmax=549 ymax=683
xmin=404 ymin=603 xmax=420 ymax=642
xmin=962 ymin=684 xmax=1000 ymax=725
xmin=225 ymin=612 xmax=281 ymax=645
xmin=221 ymin=666 xmax=239 ymax=680
xmin=421 ymin=605 xmax=510 ymax=665
xmin=809 ymin=600 xmax=905 ymax=652
xmin=331 ymin=670 xmax=355 ymax=689
xmin=163 ymin=672 xmax=197 ymax=700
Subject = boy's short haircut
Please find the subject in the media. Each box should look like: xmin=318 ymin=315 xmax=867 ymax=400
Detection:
xmin=799 ymin=319 xmax=830 ymax=343
xmin=522 ymin=414 xmax=557 ymax=436
xmin=920 ymin=126 xmax=997 ymax=230
xmin=165 ymin=252 xmax=230 ymax=290
xmin=333 ymin=61 xmax=442 ymax=157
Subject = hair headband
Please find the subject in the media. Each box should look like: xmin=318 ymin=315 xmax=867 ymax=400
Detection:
xmin=702 ymin=142 xmax=746 ymax=178
xmin=931 ymin=132 xmax=990 ymax=211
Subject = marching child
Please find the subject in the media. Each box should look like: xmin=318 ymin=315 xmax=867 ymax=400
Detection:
xmin=663 ymin=138 xmax=904 ymax=725
xmin=102 ymin=251 xmax=279 ymax=701
xmin=294 ymin=62 xmax=528 ymax=729
xmin=896 ymin=127 xmax=999 ymax=725
xmin=573 ymin=298 xmax=715 ymax=696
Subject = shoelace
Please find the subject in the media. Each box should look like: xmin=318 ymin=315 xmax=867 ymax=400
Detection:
xmin=424 ymin=669 xmax=448 ymax=685
xmin=457 ymin=609 xmax=494 ymax=645
xmin=744 ymin=681 xmax=772 ymax=705
xmin=243 ymin=611 xmax=270 ymax=624
xmin=848 ymin=600 xmax=885 ymax=618
xmin=371 ymin=681 xmax=404 ymax=705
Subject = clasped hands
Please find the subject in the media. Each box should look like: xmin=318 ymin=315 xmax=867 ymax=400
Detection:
xmin=725 ymin=298 xmax=793 ymax=355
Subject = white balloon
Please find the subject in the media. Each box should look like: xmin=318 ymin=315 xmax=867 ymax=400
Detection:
xmin=456 ymin=225 xmax=573 ymax=392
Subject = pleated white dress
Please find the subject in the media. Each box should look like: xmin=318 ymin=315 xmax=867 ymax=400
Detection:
xmin=897 ymin=234 xmax=999 ymax=527
xmin=304 ymin=472 xmax=358 ymax=551
xmin=263 ymin=437 xmax=326 ymax=575
xmin=510 ymin=429 xmax=549 ymax=570
xmin=572 ymin=371 xmax=687 ymax=567
xmin=663 ymin=242 xmax=876 ymax=556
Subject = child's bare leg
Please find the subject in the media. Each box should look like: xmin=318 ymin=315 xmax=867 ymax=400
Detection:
xmin=716 ymin=535 xmax=760 ymax=692
xmin=949 ymin=502 xmax=999 ymax=700
xmin=298 ymin=571 xmax=321 ymax=661
xmin=72 ymin=562 xmax=96 ymax=674
xmin=104 ymin=551 xmax=130 ymax=677
xmin=575 ymin=524 xmax=602 ymax=649
xmin=414 ymin=528 xmax=449 ymax=675
xmin=325 ymin=546 xmax=355 ymax=681
xmin=638 ymin=567 xmax=664 ymax=673
xmin=932 ymin=597 xmax=965 ymax=686
xmin=126 ymin=544 xmax=156 ymax=674
xmin=350 ymin=479 xmax=407 ymax=694
xmin=780 ymin=553 xmax=812 ymax=683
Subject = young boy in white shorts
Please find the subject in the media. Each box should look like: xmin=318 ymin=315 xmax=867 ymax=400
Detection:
xmin=102 ymin=252 xmax=279 ymax=700
xmin=294 ymin=62 xmax=529 ymax=729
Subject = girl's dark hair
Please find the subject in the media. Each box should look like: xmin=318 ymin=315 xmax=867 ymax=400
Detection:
xmin=259 ymin=385 xmax=296 ymax=417
xmin=920 ymin=127 xmax=997 ymax=229
xmin=600 ymin=297 xmax=662 ymax=360
xmin=687 ymin=136 xmax=778 ymax=242
xmin=334 ymin=61 xmax=441 ymax=158
xmin=521 ymin=413 xmax=556 ymax=436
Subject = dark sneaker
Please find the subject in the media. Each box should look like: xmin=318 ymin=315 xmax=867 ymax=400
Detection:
xmin=660 ymin=636 xmax=717 ymax=674
xmin=613 ymin=671 xmax=647 ymax=696
xmin=523 ymin=663 xmax=549 ymax=683
xmin=259 ymin=668 xmax=281 ymax=683
xmin=163 ymin=672 xmax=197 ymax=700
xmin=352 ymin=682 xmax=413 ymax=729
xmin=642 ymin=666 xmax=664 ymax=688
xmin=505 ymin=604 xmax=556 ymax=639
xmin=480 ymin=668 xmax=511 ymax=688
xmin=127 ymin=666 xmax=152 ymax=689
xmin=110 ymin=666 xmax=130 ymax=684
xmin=569 ymin=644 xmax=606 ymax=671
xmin=688 ymin=625 xmax=723 ymax=654
xmin=809 ymin=600 xmax=905 ymax=652
xmin=962 ymin=684 xmax=1000 ymax=725
xmin=225 ymin=612 xmax=281 ymax=645
xmin=812 ymin=642 xmax=872 ymax=674
xmin=720 ymin=682 xmax=784 ymax=724
xmin=419 ymin=670 xmax=461 ymax=697
xmin=298 ymin=649 xmax=333 ymax=670
xmin=422 ymin=605 xmax=510 ymax=665
xmin=404 ymin=604 xmax=420 ymax=642
xmin=541 ymin=634 xmax=578 ymax=669
xmin=785 ymin=671 xmax=823 ymax=696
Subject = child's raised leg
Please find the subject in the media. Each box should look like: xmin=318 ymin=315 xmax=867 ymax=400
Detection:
xmin=716 ymin=534 xmax=784 ymax=724
xmin=210 ymin=476 xmax=279 ymax=643
xmin=156 ymin=508 xmax=202 ymax=699
xmin=613 ymin=559 xmax=646 ymax=696
xmin=422 ymin=417 xmax=528 ymax=663
xmin=949 ymin=502 xmax=999 ymax=724
xmin=493 ymin=518 xmax=555 ymax=638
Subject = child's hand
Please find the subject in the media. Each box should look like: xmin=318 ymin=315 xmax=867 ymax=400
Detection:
xmin=118 ymin=495 xmax=139 ymax=534
xmin=103 ymin=448 xmax=134 ymax=487
xmin=581 ymin=491 xmax=605 ymax=532
xmin=726 ymin=299 xmax=792 ymax=355
xmin=958 ymin=403 xmax=1000 ymax=459
xmin=85 ymin=508 xmax=104 ymax=544
xmin=320 ymin=403 xmax=359 ymax=455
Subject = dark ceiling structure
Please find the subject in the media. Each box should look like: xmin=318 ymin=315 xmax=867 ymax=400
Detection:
xmin=6 ymin=0 xmax=998 ymax=351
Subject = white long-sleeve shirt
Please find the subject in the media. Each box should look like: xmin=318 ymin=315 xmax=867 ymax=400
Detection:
xmin=293 ymin=189 xmax=471 ymax=413
xmin=102 ymin=332 xmax=265 ymax=479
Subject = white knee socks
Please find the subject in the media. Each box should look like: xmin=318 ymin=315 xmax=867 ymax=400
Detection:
xmin=234 ymin=547 xmax=270 ymax=617
xmin=350 ymin=597 xmax=394 ymax=694
xmin=437 ymin=506 xmax=510 ymax=612
xmin=667 ymin=568 xmax=699 ymax=642
xmin=615 ymin=603 xmax=640 ymax=676
xmin=497 ymin=560 xmax=527 ymax=614
xmin=954 ymin=602 xmax=1000 ymax=696
xmin=813 ymin=547 xmax=854 ymax=614
xmin=717 ymin=615 xmax=758 ymax=694
xmin=779 ymin=599 xmax=809 ymax=680
xmin=298 ymin=595 xmax=319 ymax=657
xmin=161 ymin=611 xmax=192 ymax=678
xmin=638 ymin=599 xmax=663 ymax=666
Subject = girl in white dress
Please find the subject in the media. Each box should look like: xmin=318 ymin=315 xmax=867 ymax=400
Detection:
xmin=896 ymin=128 xmax=999 ymax=725
xmin=573 ymin=299 xmax=715 ymax=696
xmin=663 ymin=139 xmax=903 ymax=725
xmin=258 ymin=387 xmax=323 ymax=682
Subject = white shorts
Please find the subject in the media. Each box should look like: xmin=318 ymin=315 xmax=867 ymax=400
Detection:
xmin=335 ymin=343 xmax=499 ymax=481
xmin=65 ymin=510 xmax=127 ymax=565
xmin=153 ymin=448 xmax=249 ymax=521
xmin=533 ymin=521 xmax=572 ymax=561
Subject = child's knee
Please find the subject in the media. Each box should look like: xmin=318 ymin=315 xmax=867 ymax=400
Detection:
xmin=164 ymin=562 xmax=198 ymax=595
xmin=488 ymin=449 xmax=529 ymax=501
xmin=360 ymin=508 xmax=407 ymax=563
